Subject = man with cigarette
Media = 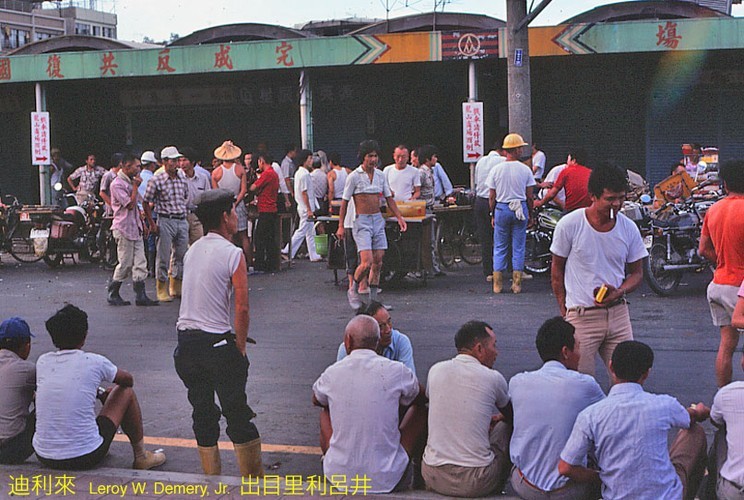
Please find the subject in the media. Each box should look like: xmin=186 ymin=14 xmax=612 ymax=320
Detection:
xmin=550 ymin=164 xmax=647 ymax=378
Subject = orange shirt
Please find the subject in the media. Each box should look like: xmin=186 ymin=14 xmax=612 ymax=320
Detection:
xmin=701 ymin=195 xmax=744 ymax=286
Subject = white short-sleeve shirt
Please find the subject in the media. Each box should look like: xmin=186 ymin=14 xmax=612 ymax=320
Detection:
xmin=294 ymin=167 xmax=318 ymax=216
xmin=342 ymin=166 xmax=392 ymax=201
xmin=312 ymin=349 xmax=419 ymax=493
xmin=711 ymin=381 xmax=744 ymax=487
xmin=424 ymin=354 xmax=510 ymax=468
xmin=486 ymin=160 xmax=536 ymax=203
xmin=33 ymin=350 xmax=118 ymax=460
xmin=383 ymin=164 xmax=421 ymax=202
xmin=550 ymin=209 xmax=648 ymax=309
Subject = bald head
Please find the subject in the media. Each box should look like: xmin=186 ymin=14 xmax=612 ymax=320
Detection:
xmin=344 ymin=315 xmax=380 ymax=352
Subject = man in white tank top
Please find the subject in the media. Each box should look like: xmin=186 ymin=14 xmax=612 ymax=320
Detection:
xmin=327 ymin=152 xmax=349 ymax=201
xmin=211 ymin=141 xmax=252 ymax=267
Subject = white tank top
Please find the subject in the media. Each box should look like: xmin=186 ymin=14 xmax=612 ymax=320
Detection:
xmin=333 ymin=168 xmax=348 ymax=199
xmin=217 ymin=163 xmax=241 ymax=196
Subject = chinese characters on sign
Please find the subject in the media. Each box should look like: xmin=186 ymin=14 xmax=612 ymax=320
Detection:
xmin=157 ymin=49 xmax=176 ymax=73
xmin=46 ymin=55 xmax=64 ymax=79
xmin=656 ymin=22 xmax=682 ymax=49
xmin=31 ymin=111 xmax=51 ymax=165
xmin=462 ymin=102 xmax=484 ymax=163
xmin=0 ymin=58 xmax=11 ymax=80
xmin=275 ymin=41 xmax=295 ymax=67
xmin=100 ymin=52 xmax=118 ymax=76
xmin=214 ymin=44 xmax=234 ymax=70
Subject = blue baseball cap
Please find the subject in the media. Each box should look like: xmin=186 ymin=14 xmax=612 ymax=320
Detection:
xmin=0 ymin=317 xmax=34 ymax=342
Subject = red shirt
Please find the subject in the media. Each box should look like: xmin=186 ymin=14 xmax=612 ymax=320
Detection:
xmin=253 ymin=167 xmax=279 ymax=213
xmin=701 ymin=195 xmax=744 ymax=286
xmin=554 ymin=164 xmax=592 ymax=212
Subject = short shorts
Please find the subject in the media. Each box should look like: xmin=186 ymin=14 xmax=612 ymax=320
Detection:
xmin=37 ymin=416 xmax=117 ymax=470
xmin=236 ymin=203 xmax=249 ymax=232
xmin=353 ymin=213 xmax=387 ymax=252
xmin=707 ymin=282 xmax=740 ymax=327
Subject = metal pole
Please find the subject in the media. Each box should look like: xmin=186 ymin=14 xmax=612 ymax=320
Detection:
xmin=468 ymin=61 xmax=477 ymax=189
xmin=35 ymin=82 xmax=50 ymax=205
xmin=299 ymin=71 xmax=313 ymax=150
xmin=506 ymin=0 xmax=532 ymax=150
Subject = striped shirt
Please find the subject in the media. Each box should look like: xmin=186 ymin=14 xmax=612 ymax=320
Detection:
xmin=561 ymin=382 xmax=690 ymax=500
xmin=144 ymin=170 xmax=189 ymax=217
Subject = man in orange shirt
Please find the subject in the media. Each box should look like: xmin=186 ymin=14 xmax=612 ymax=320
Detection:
xmin=699 ymin=159 xmax=744 ymax=387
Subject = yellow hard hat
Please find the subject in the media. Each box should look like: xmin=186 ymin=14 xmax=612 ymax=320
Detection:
xmin=502 ymin=133 xmax=528 ymax=149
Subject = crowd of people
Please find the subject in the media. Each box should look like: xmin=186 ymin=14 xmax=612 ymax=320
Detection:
xmin=1 ymin=135 xmax=743 ymax=499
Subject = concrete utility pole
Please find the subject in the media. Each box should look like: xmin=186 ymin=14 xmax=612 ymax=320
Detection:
xmin=506 ymin=0 xmax=553 ymax=149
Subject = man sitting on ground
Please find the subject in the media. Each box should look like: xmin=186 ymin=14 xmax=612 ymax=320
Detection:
xmin=708 ymin=345 xmax=744 ymax=499
xmin=313 ymin=315 xmax=427 ymax=494
xmin=559 ymin=340 xmax=709 ymax=500
xmin=422 ymin=320 xmax=513 ymax=497
xmin=0 ymin=317 xmax=35 ymax=464
xmin=33 ymin=304 xmax=165 ymax=470
xmin=336 ymin=301 xmax=415 ymax=374
xmin=509 ymin=317 xmax=605 ymax=499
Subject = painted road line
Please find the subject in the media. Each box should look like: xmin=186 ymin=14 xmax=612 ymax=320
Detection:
xmin=113 ymin=435 xmax=322 ymax=455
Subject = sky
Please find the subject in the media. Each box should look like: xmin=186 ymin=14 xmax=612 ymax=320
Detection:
xmin=96 ymin=0 xmax=744 ymax=42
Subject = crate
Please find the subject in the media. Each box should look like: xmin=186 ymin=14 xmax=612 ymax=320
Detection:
xmin=395 ymin=201 xmax=426 ymax=218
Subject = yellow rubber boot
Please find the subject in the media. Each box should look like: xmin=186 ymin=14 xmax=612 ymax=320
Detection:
xmin=492 ymin=272 xmax=503 ymax=294
xmin=198 ymin=445 xmax=221 ymax=475
xmin=234 ymin=439 xmax=264 ymax=477
xmin=169 ymin=277 xmax=182 ymax=298
xmin=156 ymin=280 xmax=173 ymax=302
xmin=512 ymin=271 xmax=523 ymax=294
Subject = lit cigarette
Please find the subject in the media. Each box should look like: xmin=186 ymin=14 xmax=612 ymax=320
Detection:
xmin=610 ymin=208 xmax=615 ymax=220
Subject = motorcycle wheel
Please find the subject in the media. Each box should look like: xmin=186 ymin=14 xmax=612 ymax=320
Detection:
xmin=100 ymin=234 xmax=118 ymax=270
xmin=461 ymin=235 xmax=482 ymax=266
xmin=644 ymin=243 xmax=682 ymax=296
xmin=524 ymin=231 xmax=551 ymax=274
xmin=43 ymin=253 xmax=64 ymax=268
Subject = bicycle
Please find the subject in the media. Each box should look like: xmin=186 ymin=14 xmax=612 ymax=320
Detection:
xmin=437 ymin=211 xmax=481 ymax=268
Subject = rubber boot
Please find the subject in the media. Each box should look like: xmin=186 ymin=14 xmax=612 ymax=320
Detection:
xmin=133 ymin=281 xmax=159 ymax=306
xmin=198 ymin=445 xmax=221 ymax=475
xmin=107 ymin=281 xmax=131 ymax=306
xmin=492 ymin=272 xmax=503 ymax=294
xmin=156 ymin=280 xmax=173 ymax=302
xmin=169 ymin=277 xmax=182 ymax=298
xmin=512 ymin=271 xmax=523 ymax=294
xmin=234 ymin=438 xmax=264 ymax=477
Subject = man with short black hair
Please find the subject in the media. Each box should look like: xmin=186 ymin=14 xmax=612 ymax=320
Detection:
xmin=0 ymin=317 xmax=35 ymax=464
xmin=551 ymin=164 xmax=647 ymax=377
xmin=250 ymin=152 xmax=280 ymax=272
xmin=313 ymin=315 xmax=427 ymax=494
xmin=559 ymin=341 xmax=708 ymax=500
xmin=534 ymin=149 xmax=592 ymax=212
xmin=68 ymin=153 xmax=106 ymax=205
xmin=423 ymin=321 xmax=513 ymax=497
xmin=699 ymin=159 xmax=744 ymax=387
xmin=174 ymin=189 xmax=263 ymax=478
xmin=280 ymin=144 xmax=298 ymax=193
xmin=180 ymin=146 xmax=211 ymax=245
xmin=508 ymin=317 xmax=604 ymax=499
xmin=384 ymin=145 xmax=421 ymax=202
xmin=287 ymin=149 xmax=322 ymax=262
xmin=34 ymin=305 xmax=165 ymax=471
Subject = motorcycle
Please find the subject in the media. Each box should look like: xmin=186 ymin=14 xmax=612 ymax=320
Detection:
xmin=9 ymin=185 xmax=108 ymax=268
xmin=643 ymin=183 xmax=720 ymax=296
xmin=524 ymin=205 xmax=563 ymax=274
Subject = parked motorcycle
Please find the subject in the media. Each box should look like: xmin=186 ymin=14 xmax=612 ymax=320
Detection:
xmin=524 ymin=205 xmax=562 ymax=274
xmin=643 ymin=183 xmax=720 ymax=296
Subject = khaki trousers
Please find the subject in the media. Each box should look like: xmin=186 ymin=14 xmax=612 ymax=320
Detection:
xmin=187 ymin=213 xmax=204 ymax=245
xmin=670 ymin=422 xmax=708 ymax=500
xmin=509 ymin=466 xmax=600 ymax=500
xmin=112 ymin=230 xmax=147 ymax=283
xmin=422 ymin=422 xmax=512 ymax=497
xmin=565 ymin=303 xmax=633 ymax=377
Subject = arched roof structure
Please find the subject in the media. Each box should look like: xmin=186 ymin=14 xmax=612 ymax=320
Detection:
xmin=349 ymin=12 xmax=505 ymax=34
xmin=563 ymin=1 xmax=730 ymax=24
xmin=6 ymin=35 xmax=143 ymax=55
xmin=169 ymin=23 xmax=310 ymax=46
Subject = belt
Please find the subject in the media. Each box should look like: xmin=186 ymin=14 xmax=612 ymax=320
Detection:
xmin=177 ymin=329 xmax=256 ymax=345
xmin=568 ymin=297 xmax=628 ymax=313
xmin=517 ymin=468 xmax=570 ymax=493
xmin=159 ymin=213 xmax=186 ymax=220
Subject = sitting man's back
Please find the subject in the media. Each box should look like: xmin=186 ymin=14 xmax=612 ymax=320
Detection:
xmin=313 ymin=315 xmax=426 ymax=494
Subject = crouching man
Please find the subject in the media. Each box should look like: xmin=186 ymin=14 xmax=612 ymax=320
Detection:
xmin=313 ymin=315 xmax=427 ymax=493
xmin=33 ymin=305 xmax=166 ymax=470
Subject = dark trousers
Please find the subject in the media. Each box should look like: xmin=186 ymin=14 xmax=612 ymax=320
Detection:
xmin=254 ymin=212 xmax=279 ymax=272
xmin=0 ymin=413 xmax=34 ymax=464
xmin=474 ymin=197 xmax=494 ymax=276
xmin=174 ymin=330 xmax=259 ymax=447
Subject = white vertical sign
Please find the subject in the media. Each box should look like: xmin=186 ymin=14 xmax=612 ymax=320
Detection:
xmin=31 ymin=112 xmax=51 ymax=165
xmin=462 ymin=102 xmax=484 ymax=163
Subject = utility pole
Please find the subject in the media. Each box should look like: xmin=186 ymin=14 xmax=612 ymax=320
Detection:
xmin=506 ymin=0 xmax=553 ymax=148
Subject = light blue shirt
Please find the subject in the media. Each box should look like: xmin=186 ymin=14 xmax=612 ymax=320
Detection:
xmin=336 ymin=329 xmax=415 ymax=374
xmin=561 ymin=383 xmax=690 ymax=500
xmin=138 ymin=169 xmax=154 ymax=200
xmin=509 ymin=361 xmax=605 ymax=491
xmin=433 ymin=162 xmax=454 ymax=200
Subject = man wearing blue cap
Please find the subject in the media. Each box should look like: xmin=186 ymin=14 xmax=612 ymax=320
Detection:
xmin=0 ymin=317 xmax=35 ymax=464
